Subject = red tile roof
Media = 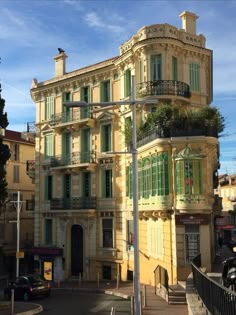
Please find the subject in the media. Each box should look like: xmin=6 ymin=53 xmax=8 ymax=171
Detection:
xmin=4 ymin=129 xmax=35 ymax=144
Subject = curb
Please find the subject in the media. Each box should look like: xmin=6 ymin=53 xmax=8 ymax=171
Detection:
xmin=52 ymin=287 xmax=131 ymax=300
xmin=14 ymin=303 xmax=43 ymax=315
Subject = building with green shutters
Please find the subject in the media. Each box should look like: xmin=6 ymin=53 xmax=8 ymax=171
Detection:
xmin=30 ymin=11 xmax=222 ymax=284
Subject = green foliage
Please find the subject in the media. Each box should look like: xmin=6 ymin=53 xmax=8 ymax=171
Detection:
xmin=123 ymin=103 xmax=225 ymax=146
xmin=0 ymin=91 xmax=10 ymax=211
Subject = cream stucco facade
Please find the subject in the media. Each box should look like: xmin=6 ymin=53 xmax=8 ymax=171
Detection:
xmin=0 ymin=129 xmax=35 ymax=276
xmin=30 ymin=11 xmax=220 ymax=285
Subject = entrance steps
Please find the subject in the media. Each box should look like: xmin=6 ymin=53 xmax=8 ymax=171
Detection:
xmin=168 ymin=283 xmax=187 ymax=305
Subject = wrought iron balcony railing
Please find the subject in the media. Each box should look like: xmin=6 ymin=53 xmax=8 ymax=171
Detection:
xmin=26 ymin=199 xmax=35 ymax=211
xmin=49 ymin=108 xmax=93 ymax=126
xmin=136 ymin=120 xmax=218 ymax=148
xmin=136 ymin=80 xmax=191 ymax=99
xmin=26 ymin=160 xmax=35 ymax=172
xmin=50 ymin=197 xmax=97 ymax=210
xmin=49 ymin=151 xmax=96 ymax=167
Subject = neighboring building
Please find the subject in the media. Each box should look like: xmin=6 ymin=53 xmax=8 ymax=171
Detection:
xmin=0 ymin=129 xmax=35 ymax=277
xmin=30 ymin=11 xmax=221 ymax=285
xmin=215 ymin=174 xmax=236 ymax=245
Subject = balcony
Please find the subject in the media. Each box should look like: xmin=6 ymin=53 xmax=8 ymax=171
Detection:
xmin=137 ymin=120 xmax=218 ymax=148
xmin=26 ymin=199 xmax=35 ymax=211
xmin=26 ymin=160 xmax=35 ymax=182
xmin=48 ymin=109 xmax=94 ymax=131
xmin=136 ymin=80 xmax=191 ymax=99
xmin=42 ymin=151 xmax=96 ymax=171
xmin=50 ymin=197 xmax=97 ymax=210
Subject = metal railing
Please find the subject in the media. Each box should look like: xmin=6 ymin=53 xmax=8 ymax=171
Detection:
xmin=192 ymin=254 xmax=236 ymax=315
xmin=154 ymin=264 xmax=169 ymax=294
xmin=50 ymin=197 xmax=97 ymax=210
xmin=45 ymin=151 xmax=96 ymax=167
xmin=136 ymin=121 xmax=218 ymax=148
xmin=26 ymin=160 xmax=35 ymax=172
xmin=136 ymin=80 xmax=191 ymax=99
xmin=26 ymin=199 xmax=35 ymax=211
xmin=49 ymin=108 xmax=93 ymax=126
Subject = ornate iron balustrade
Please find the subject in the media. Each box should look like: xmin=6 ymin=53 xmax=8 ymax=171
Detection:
xmin=26 ymin=199 xmax=35 ymax=211
xmin=49 ymin=108 xmax=93 ymax=126
xmin=136 ymin=80 xmax=191 ymax=99
xmin=50 ymin=197 xmax=97 ymax=210
xmin=50 ymin=151 xmax=96 ymax=167
xmin=27 ymin=121 xmax=36 ymax=133
xmin=26 ymin=160 xmax=35 ymax=172
xmin=136 ymin=120 xmax=218 ymax=148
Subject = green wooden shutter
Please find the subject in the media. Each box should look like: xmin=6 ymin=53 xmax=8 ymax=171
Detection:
xmin=151 ymin=55 xmax=162 ymax=80
xmin=151 ymin=155 xmax=157 ymax=196
xmin=172 ymin=57 xmax=178 ymax=81
xmin=81 ymin=128 xmax=90 ymax=162
xmin=100 ymin=82 xmax=105 ymax=102
xmin=189 ymin=63 xmax=200 ymax=92
xmin=124 ymin=69 xmax=131 ymax=98
xmin=63 ymin=174 xmax=71 ymax=208
xmin=81 ymin=86 xmax=90 ymax=118
xmin=106 ymin=80 xmax=111 ymax=102
xmin=139 ymin=60 xmax=143 ymax=83
xmin=62 ymin=132 xmax=71 ymax=164
xmin=63 ymin=92 xmax=71 ymax=122
xmin=83 ymin=172 xmax=91 ymax=197
xmin=45 ymin=219 xmax=53 ymax=245
xmin=45 ymin=134 xmax=53 ymax=158
xmin=176 ymin=161 xmax=181 ymax=194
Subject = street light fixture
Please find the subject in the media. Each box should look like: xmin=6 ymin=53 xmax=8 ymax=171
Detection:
xmin=64 ymin=76 xmax=155 ymax=315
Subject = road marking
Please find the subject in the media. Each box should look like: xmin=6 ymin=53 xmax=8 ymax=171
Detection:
xmin=90 ymin=301 xmax=112 ymax=312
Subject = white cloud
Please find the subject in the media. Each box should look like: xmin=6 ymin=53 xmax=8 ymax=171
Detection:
xmin=84 ymin=12 xmax=125 ymax=34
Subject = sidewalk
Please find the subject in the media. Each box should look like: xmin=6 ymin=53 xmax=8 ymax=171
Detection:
xmin=52 ymin=280 xmax=188 ymax=315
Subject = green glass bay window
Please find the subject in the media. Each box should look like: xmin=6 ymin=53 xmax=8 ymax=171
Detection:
xmin=174 ymin=146 xmax=204 ymax=195
xmin=126 ymin=152 xmax=169 ymax=199
xmin=176 ymin=160 xmax=202 ymax=195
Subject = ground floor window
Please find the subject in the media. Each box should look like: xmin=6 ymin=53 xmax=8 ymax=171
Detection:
xmin=102 ymin=218 xmax=113 ymax=248
xmin=185 ymin=224 xmax=200 ymax=264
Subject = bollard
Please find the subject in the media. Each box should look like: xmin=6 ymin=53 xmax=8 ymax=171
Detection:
xmin=11 ymin=289 xmax=14 ymax=315
xmin=116 ymin=272 xmax=120 ymax=289
xmin=58 ymin=280 xmax=60 ymax=288
xmin=97 ymin=272 xmax=100 ymax=289
xmin=143 ymin=285 xmax=147 ymax=307
xmin=110 ymin=306 xmax=116 ymax=314
xmin=130 ymin=296 xmax=134 ymax=315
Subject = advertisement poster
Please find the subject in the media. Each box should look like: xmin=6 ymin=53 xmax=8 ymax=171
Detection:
xmin=43 ymin=261 xmax=53 ymax=281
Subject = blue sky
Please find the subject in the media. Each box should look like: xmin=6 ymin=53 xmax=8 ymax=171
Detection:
xmin=0 ymin=0 xmax=236 ymax=174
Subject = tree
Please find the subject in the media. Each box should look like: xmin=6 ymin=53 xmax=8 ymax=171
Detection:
xmin=0 ymin=84 xmax=11 ymax=213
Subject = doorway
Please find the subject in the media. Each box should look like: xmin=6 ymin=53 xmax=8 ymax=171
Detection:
xmin=71 ymin=225 xmax=83 ymax=276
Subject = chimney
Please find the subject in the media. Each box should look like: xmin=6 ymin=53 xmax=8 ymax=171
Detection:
xmin=54 ymin=50 xmax=67 ymax=77
xmin=179 ymin=11 xmax=198 ymax=35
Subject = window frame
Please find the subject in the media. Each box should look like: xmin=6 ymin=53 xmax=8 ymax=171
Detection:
xmin=102 ymin=218 xmax=113 ymax=248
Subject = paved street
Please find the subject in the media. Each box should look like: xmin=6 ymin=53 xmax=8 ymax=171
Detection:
xmin=37 ymin=289 xmax=131 ymax=314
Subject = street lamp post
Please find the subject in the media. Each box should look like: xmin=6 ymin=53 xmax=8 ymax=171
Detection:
xmin=65 ymin=76 xmax=155 ymax=315
xmin=10 ymin=191 xmax=23 ymax=278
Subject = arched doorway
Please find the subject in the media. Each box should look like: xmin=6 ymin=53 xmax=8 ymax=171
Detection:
xmin=71 ymin=225 xmax=83 ymax=276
